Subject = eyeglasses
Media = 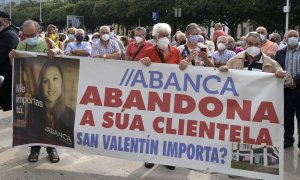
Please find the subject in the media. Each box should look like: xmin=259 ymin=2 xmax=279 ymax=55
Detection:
xmin=23 ymin=32 xmax=38 ymax=38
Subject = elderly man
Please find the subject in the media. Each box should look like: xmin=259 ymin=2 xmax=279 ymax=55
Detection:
xmin=139 ymin=23 xmax=183 ymax=170
xmin=0 ymin=10 xmax=19 ymax=111
xmin=64 ymin=28 xmax=91 ymax=57
xmin=255 ymin=26 xmax=278 ymax=59
xmin=275 ymin=30 xmax=300 ymax=149
xmin=219 ymin=31 xmax=291 ymax=81
xmin=270 ymin=32 xmax=286 ymax=50
xmin=211 ymin=36 xmax=236 ymax=67
xmin=9 ymin=19 xmax=61 ymax=164
xmin=227 ymin=36 xmax=244 ymax=54
xmin=91 ymin=25 xmax=121 ymax=60
xmin=125 ymin=27 xmax=152 ymax=61
xmin=174 ymin=32 xmax=186 ymax=47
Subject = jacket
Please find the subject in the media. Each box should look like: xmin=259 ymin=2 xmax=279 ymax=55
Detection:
xmin=226 ymin=51 xmax=294 ymax=88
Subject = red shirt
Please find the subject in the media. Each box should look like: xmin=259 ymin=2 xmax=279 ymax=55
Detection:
xmin=141 ymin=45 xmax=183 ymax=64
xmin=126 ymin=40 xmax=153 ymax=61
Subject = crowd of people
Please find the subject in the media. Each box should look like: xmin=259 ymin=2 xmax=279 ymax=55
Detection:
xmin=0 ymin=9 xmax=299 ymax=172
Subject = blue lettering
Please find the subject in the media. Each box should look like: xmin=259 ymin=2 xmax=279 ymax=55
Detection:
xmin=167 ymin=141 xmax=178 ymax=157
xmin=130 ymin=138 xmax=139 ymax=153
xmin=196 ymin=145 xmax=204 ymax=161
xmin=187 ymin=144 xmax=196 ymax=160
xmin=204 ymin=146 xmax=212 ymax=161
xmin=130 ymin=69 xmax=148 ymax=88
xmin=123 ymin=137 xmax=130 ymax=152
xmin=109 ymin=136 xmax=117 ymax=150
xmin=164 ymin=72 xmax=182 ymax=91
xmin=179 ymin=143 xmax=186 ymax=158
xmin=220 ymin=77 xmax=239 ymax=96
xmin=183 ymin=73 xmax=202 ymax=92
xmin=210 ymin=148 xmax=219 ymax=163
xmin=77 ymin=132 xmax=98 ymax=148
xmin=103 ymin=135 xmax=111 ymax=149
xmin=117 ymin=136 xmax=124 ymax=151
xmin=149 ymin=70 xmax=163 ymax=89
xmin=203 ymin=75 xmax=221 ymax=94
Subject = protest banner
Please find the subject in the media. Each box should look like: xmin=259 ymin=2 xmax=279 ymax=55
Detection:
xmin=12 ymin=51 xmax=284 ymax=179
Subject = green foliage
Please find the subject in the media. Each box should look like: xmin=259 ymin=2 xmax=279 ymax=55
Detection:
xmin=5 ymin=0 xmax=300 ymax=36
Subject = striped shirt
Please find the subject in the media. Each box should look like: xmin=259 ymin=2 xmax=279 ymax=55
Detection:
xmin=211 ymin=49 xmax=236 ymax=67
xmin=91 ymin=39 xmax=120 ymax=57
xmin=285 ymin=45 xmax=300 ymax=78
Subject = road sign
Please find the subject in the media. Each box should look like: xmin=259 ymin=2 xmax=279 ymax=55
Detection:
xmin=152 ymin=11 xmax=159 ymax=21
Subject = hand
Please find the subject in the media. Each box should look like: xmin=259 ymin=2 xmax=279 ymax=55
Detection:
xmin=275 ymin=70 xmax=286 ymax=79
xmin=9 ymin=49 xmax=17 ymax=61
xmin=179 ymin=60 xmax=188 ymax=71
xmin=139 ymin=57 xmax=151 ymax=66
xmin=47 ymin=49 xmax=57 ymax=59
xmin=187 ymin=49 xmax=198 ymax=62
xmin=219 ymin=65 xmax=229 ymax=72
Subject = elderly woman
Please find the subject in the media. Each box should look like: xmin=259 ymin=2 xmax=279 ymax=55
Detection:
xmin=177 ymin=23 xmax=214 ymax=69
xmin=26 ymin=60 xmax=75 ymax=163
xmin=139 ymin=23 xmax=181 ymax=170
xmin=139 ymin=23 xmax=182 ymax=66
xmin=63 ymin=27 xmax=76 ymax=49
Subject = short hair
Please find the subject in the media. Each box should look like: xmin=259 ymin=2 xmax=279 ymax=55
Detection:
xmin=92 ymin=32 xmax=100 ymax=39
xmin=217 ymin=35 xmax=228 ymax=43
xmin=67 ymin=27 xmax=76 ymax=34
xmin=185 ymin=23 xmax=200 ymax=35
xmin=47 ymin=24 xmax=57 ymax=32
xmin=99 ymin=25 xmax=110 ymax=33
xmin=75 ymin=28 xmax=85 ymax=35
xmin=255 ymin=26 xmax=267 ymax=33
xmin=246 ymin=32 xmax=262 ymax=43
xmin=21 ymin=20 xmax=40 ymax=32
xmin=135 ymin=27 xmax=146 ymax=36
xmin=227 ymin=36 xmax=235 ymax=42
xmin=152 ymin=23 xmax=171 ymax=38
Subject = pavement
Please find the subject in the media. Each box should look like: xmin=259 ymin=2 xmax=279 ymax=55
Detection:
xmin=1 ymin=110 xmax=300 ymax=180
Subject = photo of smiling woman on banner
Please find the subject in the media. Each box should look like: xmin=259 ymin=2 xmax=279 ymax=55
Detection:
xmin=27 ymin=60 xmax=75 ymax=147
xmin=13 ymin=57 xmax=79 ymax=148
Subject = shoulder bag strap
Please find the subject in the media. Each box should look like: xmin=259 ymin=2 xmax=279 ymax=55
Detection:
xmin=155 ymin=47 xmax=166 ymax=63
xmin=132 ymin=44 xmax=145 ymax=61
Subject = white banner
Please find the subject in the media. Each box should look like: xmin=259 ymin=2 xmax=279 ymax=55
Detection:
xmin=13 ymin=52 xmax=284 ymax=179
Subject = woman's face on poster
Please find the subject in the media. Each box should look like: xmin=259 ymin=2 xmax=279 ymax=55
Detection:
xmin=42 ymin=66 xmax=62 ymax=103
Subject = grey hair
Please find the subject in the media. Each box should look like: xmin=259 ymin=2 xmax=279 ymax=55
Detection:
xmin=185 ymin=23 xmax=201 ymax=35
xmin=99 ymin=26 xmax=110 ymax=33
xmin=75 ymin=28 xmax=85 ymax=35
xmin=21 ymin=20 xmax=40 ymax=32
xmin=217 ymin=35 xmax=228 ymax=43
xmin=152 ymin=23 xmax=171 ymax=38
xmin=246 ymin=32 xmax=263 ymax=43
xmin=135 ymin=27 xmax=146 ymax=36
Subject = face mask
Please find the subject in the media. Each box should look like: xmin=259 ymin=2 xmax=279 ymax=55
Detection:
xmin=135 ymin=36 xmax=143 ymax=44
xmin=180 ymin=40 xmax=186 ymax=45
xmin=109 ymin=32 xmax=114 ymax=39
xmin=189 ymin=35 xmax=199 ymax=44
xmin=240 ymin=40 xmax=246 ymax=46
xmin=227 ymin=44 xmax=234 ymax=50
xmin=93 ymin=38 xmax=100 ymax=43
xmin=287 ymin=37 xmax=299 ymax=46
xmin=67 ymin=34 xmax=74 ymax=39
xmin=157 ymin=37 xmax=169 ymax=50
xmin=217 ymin=43 xmax=226 ymax=51
xmin=76 ymin=35 xmax=84 ymax=42
xmin=26 ymin=36 xmax=39 ymax=46
xmin=101 ymin=34 xmax=109 ymax=41
xmin=246 ymin=46 xmax=261 ymax=57
xmin=259 ymin=34 xmax=266 ymax=42
xmin=49 ymin=34 xmax=57 ymax=41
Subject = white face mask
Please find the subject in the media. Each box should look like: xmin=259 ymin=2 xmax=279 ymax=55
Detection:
xmin=101 ymin=34 xmax=109 ymax=41
xmin=135 ymin=36 xmax=143 ymax=44
xmin=246 ymin=46 xmax=261 ymax=57
xmin=217 ymin=43 xmax=226 ymax=51
xmin=259 ymin=34 xmax=266 ymax=42
xmin=157 ymin=37 xmax=169 ymax=50
xmin=93 ymin=38 xmax=100 ymax=43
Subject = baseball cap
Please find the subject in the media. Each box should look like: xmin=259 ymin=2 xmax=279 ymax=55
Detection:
xmin=0 ymin=10 xmax=11 ymax=21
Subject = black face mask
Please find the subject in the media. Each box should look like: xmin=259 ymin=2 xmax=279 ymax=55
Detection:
xmin=180 ymin=40 xmax=186 ymax=45
xmin=76 ymin=35 xmax=84 ymax=42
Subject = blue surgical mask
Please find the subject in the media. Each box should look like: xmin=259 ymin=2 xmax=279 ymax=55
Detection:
xmin=287 ymin=37 xmax=299 ymax=46
xmin=189 ymin=35 xmax=199 ymax=44
xmin=109 ymin=32 xmax=114 ymax=39
xmin=26 ymin=36 xmax=39 ymax=46
xmin=67 ymin=34 xmax=74 ymax=39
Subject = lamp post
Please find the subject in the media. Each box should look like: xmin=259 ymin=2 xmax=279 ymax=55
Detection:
xmin=9 ymin=0 xmax=11 ymax=19
xmin=283 ymin=0 xmax=290 ymax=33
xmin=39 ymin=0 xmax=42 ymax=21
